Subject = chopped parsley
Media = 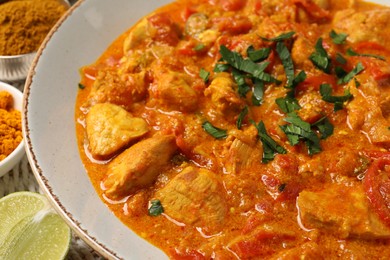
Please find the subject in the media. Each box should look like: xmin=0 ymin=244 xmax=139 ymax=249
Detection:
xmin=279 ymin=113 xmax=322 ymax=155
xmin=260 ymin=31 xmax=295 ymax=42
xmin=310 ymin=38 xmax=332 ymax=74
xmin=78 ymin=83 xmax=86 ymax=89
xmin=193 ymin=44 xmax=205 ymax=51
xmin=148 ymin=200 xmax=164 ymax=216
xmin=278 ymin=183 xmax=286 ymax=192
xmin=232 ymin=69 xmax=250 ymax=97
xmin=320 ymin=84 xmax=353 ymax=111
xmin=213 ymin=63 xmax=230 ymax=72
xmin=199 ymin=68 xmax=210 ymax=83
xmin=335 ymin=53 xmax=347 ymax=65
xmin=252 ymin=79 xmax=264 ymax=106
xmin=276 ymin=41 xmax=295 ymax=88
xmin=335 ymin=66 xmax=347 ymax=79
xmin=252 ymin=120 xmax=287 ymax=163
xmin=276 ymin=95 xmax=301 ymax=114
xmin=354 ymin=78 xmax=361 ymax=88
xmin=219 ymin=45 xmax=279 ymax=83
xmin=329 ymin=30 xmax=348 ymax=45
xmin=346 ymin=48 xmax=386 ymax=61
xmin=312 ymin=117 xmax=334 ymax=139
xmin=202 ymin=121 xmax=228 ymax=139
xmin=247 ymin=46 xmax=271 ymax=62
xmin=337 ymin=62 xmax=364 ymax=84
xmin=236 ymin=106 xmax=249 ymax=129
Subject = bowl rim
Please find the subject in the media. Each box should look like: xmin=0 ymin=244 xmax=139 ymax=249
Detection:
xmin=22 ymin=0 xmax=116 ymax=259
xmin=0 ymin=81 xmax=25 ymax=178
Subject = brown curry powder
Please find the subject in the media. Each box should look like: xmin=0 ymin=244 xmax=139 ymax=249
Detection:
xmin=0 ymin=0 xmax=68 ymax=55
xmin=0 ymin=91 xmax=22 ymax=161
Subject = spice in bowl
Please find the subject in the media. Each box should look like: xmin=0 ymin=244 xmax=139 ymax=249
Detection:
xmin=0 ymin=0 xmax=69 ymax=56
xmin=0 ymin=90 xmax=22 ymax=161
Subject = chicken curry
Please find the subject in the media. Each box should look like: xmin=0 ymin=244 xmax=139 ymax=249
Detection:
xmin=76 ymin=0 xmax=390 ymax=258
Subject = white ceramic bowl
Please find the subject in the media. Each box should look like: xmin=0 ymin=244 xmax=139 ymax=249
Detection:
xmin=22 ymin=0 xmax=390 ymax=259
xmin=0 ymin=81 xmax=24 ymax=177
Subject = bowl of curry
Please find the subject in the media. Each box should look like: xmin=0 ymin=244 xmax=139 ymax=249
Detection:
xmin=24 ymin=0 xmax=390 ymax=259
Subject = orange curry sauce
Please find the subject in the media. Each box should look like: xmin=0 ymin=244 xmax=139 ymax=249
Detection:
xmin=76 ymin=0 xmax=390 ymax=258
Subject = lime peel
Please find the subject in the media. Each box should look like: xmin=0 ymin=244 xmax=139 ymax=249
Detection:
xmin=0 ymin=191 xmax=71 ymax=260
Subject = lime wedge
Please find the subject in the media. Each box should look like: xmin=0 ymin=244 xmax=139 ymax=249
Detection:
xmin=0 ymin=192 xmax=71 ymax=259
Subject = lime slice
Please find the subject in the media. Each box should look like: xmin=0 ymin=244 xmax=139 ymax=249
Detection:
xmin=0 ymin=192 xmax=71 ymax=259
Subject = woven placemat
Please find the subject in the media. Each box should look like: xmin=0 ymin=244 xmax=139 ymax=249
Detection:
xmin=0 ymin=80 xmax=104 ymax=260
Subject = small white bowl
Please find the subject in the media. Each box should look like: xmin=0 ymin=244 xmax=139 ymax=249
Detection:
xmin=0 ymin=81 xmax=25 ymax=177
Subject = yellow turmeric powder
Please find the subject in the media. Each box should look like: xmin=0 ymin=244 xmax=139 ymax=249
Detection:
xmin=0 ymin=0 xmax=68 ymax=55
xmin=0 ymin=91 xmax=22 ymax=161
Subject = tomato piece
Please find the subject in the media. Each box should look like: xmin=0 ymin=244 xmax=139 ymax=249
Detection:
xmin=212 ymin=16 xmax=252 ymax=35
xmin=296 ymin=73 xmax=337 ymax=93
xmin=147 ymin=13 xmax=181 ymax=46
xmin=292 ymin=0 xmax=330 ymax=20
xmin=357 ymin=57 xmax=390 ymax=83
xmin=363 ymin=155 xmax=390 ymax=227
xmin=354 ymin=41 xmax=390 ymax=59
xmin=220 ymin=0 xmax=247 ymax=11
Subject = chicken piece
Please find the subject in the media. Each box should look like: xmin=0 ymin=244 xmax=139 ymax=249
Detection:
xmin=149 ymin=71 xmax=199 ymax=112
xmin=333 ymin=9 xmax=390 ymax=44
xmin=297 ymin=184 xmax=390 ymax=239
xmin=291 ymin=37 xmax=316 ymax=69
xmin=204 ymin=72 xmax=243 ymax=114
xmin=156 ymin=166 xmax=227 ymax=230
xmin=86 ymin=103 xmax=148 ymax=159
xmin=346 ymin=76 xmax=390 ymax=145
xmin=87 ymin=69 xmax=147 ymax=110
xmin=103 ymin=135 xmax=177 ymax=199
xmin=123 ymin=12 xmax=180 ymax=51
xmin=223 ymin=126 xmax=263 ymax=175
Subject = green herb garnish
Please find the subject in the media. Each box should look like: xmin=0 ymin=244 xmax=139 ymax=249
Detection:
xmin=193 ymin=44 xmax=205 ymax=51
xmin=310 ymin=38 xmax=332 ymax=74
xmin=335 ymin=66 xmax=347 ymax=79
xmin=354 ymin=77 xmax=361 ymax=88
xmin=78 ymin=83 xmax=85 ymax=89
xmin=199 ymin=68 xmax=210 ymax=83
xmin=279 ymin=113 xmax=322 ymax=155
xmin=346 ymin=48 xmax=386 ymax=61
xmin=329 ymin=30 xmax=348 ymax=45
xmin=260 ymin=31 xmax=295 ymax=42
xmin=252 ymin=79 xmax=264 ymax=106
xmin=252 ymin=120 xmax=287 ymax=163
xmin=337 ymin=62 xmax=364 ymax=84
xmin=236 ymin=106 xmax=249 ymax=129
xmin=247 ymin=46 xmax=271 ymax=62
xmin=232 ymin=69 xmax=250 ymax=97
xmin=320 ymin=83 xmax=353 ymax=111
xmin=213 ymin=63 xmax=230 ymax=72
xmin=148 ymin=200 xmax=164 ymax=216
xmin=312 ymin=116 xmax=334 ymax=139
xmin=202 ymin=121 xmax=228 ymax=139
xmin=276 ymin=41 xmax=295 ymax=88
xmin=335 ymin=53 xmax=347 ymax=65
xmin=219 ymin=45 xmax=280 ymax=83
xmin=276 ymin=95 xmax=301 ymax=114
